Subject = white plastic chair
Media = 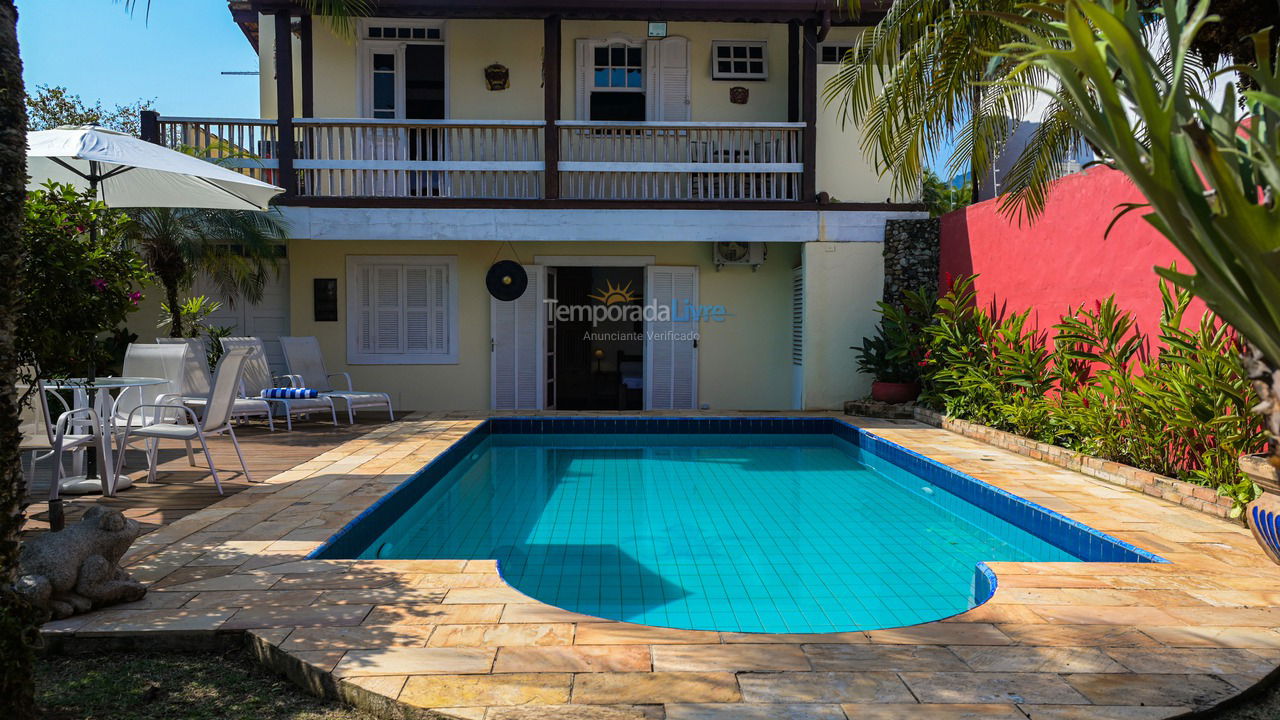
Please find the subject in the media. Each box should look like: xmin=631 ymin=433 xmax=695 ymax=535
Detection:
xmin=114 ymin=346 xmax=255 ymax=495
xmin=279 ymin=336 xmax=394 ymax=424
xmin=221 ymin=337 xmax=337 ymax=431
xmin=19 ymin=374 xmax=104 ymax=502
xmin=158 ymin=337 xmax=276 ymax=431
xmin=109 ymin=344 xmax=188 ymax=462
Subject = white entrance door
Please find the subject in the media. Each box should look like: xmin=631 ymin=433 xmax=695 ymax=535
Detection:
xmin=491 ymin=265 xmax=547 ymax=410
xmin=644 ymin=265 xmax=699 ymax=410
xmin=192 ymin=262 xmax=290 ymax=374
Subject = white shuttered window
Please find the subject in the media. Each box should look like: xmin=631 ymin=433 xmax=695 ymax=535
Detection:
xmin=347 ymin=256 xmax=458 ymax=364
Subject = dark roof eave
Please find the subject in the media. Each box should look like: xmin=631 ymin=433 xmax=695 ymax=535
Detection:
xmin=240 ymin=0 xmax=889 ymax=24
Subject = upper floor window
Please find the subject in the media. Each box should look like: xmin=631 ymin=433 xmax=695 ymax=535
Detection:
xmin=711 ymin=41 xmax=767 ymax=80
xmin=574 ymin=36 xmax=689 ymax=122
xmin=589 ymin=41 xmax=645 ymax=121
xmin=819 ymin=43 xmax=856 ymax=64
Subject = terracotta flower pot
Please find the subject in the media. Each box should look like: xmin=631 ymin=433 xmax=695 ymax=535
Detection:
xmin=871 ymin=381 xmax=920 ymax=404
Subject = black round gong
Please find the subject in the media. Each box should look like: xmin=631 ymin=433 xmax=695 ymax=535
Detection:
xmin=486 ymin=260 xmax=528 ymax=301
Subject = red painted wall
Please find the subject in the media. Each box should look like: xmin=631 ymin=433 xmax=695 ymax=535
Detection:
xmin=939 ymin=166 xmax=1208 ymax=336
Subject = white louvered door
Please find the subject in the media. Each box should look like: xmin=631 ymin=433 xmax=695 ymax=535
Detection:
xmin=646 ymin=36 xmax=691 ymax=121
xmin=491 ymin=266 xmax=546 ymax=410
xmin=644 ymin=265 xmax=699 ymax=410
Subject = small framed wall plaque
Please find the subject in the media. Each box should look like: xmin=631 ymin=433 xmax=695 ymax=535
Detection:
xmin=647 ymin=21 xmax=668 ymax=38
xmin=314 ymin=278 xmax=338 ymax=322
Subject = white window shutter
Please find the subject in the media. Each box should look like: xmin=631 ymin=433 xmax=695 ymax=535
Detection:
xmin=346 ymin=256 xmax=458 ymax=364
xmin=574 ymin=39 xmax=589 ymax=120
xmin=374 ymin=265 xmax=403 ymax=354
xmin=647 ymin=36 xmax=690 ymax=121
xmin=355 ymin=264 xmax=374 ymax=354
xmin=645 ymin=265 xmax=699 ymax=409
xmin=491 ymin=266 xmax=545 ymax=410
xmin=404 ymin=265 xmax=449 ymax=356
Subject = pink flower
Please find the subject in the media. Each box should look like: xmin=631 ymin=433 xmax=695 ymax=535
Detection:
xmin=128 ymin=291 xmax=142 ymax=305
xmin=91 ymin=278 xmax=108 ymax=292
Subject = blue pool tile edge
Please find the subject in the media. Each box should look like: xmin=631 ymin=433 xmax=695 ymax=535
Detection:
xmin=309 ymin=416 xmax=1168 ymax=566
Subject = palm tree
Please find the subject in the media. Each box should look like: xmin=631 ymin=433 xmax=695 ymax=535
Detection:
xmin=125 ymin=207 xmax=289 ymax=336
xmin=826 ymin=0 xmax=1278 ymax=220
xmin=0 ymin=3 xmax=34 ymax=716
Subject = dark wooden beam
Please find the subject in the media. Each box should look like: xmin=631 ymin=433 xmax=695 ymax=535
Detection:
xmin=801 ymin=19 xmax=818 ymax=202
xmin=139 ymin=110 xmax=160 ymax=144
xmin=274 ymin=8 xmax=297 ymax=195
xmin=246 ymin=0 xmax=888 ymax=24
xmin=300 ymin=14 xmax=314 ymax=118
xmin=543 ymin=15 xmax=561 ymax=200
xmin=787 ymin=21 xmax=800 ymax=123
xmin=275 ymin=196 xmax=927 ymax=213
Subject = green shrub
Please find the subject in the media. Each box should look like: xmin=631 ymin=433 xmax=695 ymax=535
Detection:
xmin=910 ymin=274 xmax=1264 ymax=515
xmin=853 ymin=288 xmax=936 ymax=384
xmin=20 ymin=183 xmax=151 ymax=378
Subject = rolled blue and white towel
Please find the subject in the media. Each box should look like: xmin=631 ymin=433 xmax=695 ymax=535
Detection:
xmin=261 ymin=387 xmax=319 ymax=399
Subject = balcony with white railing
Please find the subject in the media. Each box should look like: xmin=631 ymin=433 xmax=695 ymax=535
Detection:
xmin=149 ymin=115 xmax=808 ymax=205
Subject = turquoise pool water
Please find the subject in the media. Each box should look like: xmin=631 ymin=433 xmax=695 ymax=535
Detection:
xmin=352 ymin=432 xmax=1085 ymax=633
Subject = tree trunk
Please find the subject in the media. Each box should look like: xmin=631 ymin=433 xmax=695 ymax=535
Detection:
xmin=1244 ymin=342 xmax=1280 ymax=468
xmin=0 ymin=2 xmax=38 ymax=717
xmin=164 ymin=277 xmax=182 ymax=338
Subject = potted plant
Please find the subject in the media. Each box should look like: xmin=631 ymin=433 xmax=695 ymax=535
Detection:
xmin=855 ymin=292 xmax=933 ymax=404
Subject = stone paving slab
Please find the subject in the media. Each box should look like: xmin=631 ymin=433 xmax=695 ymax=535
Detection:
xmin=36 ymin=411 xmax=1280 ymax=719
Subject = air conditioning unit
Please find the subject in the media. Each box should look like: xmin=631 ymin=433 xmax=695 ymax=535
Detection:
xmin=713 ymin=241 xmax=765 ymax=271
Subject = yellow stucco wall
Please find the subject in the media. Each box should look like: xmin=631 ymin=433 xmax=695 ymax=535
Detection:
xmin=816 ymin=27 xmax=900 ymax=204
xmin=286 ymin=239 xmax=803 ymax=411
xmin=801 ymin=241 xmax=884 ymax=409
xmin=252 ymin=17 xmax=901 ymax=202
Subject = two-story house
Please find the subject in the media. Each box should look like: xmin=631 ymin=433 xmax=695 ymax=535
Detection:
xmin=145 ymin=0 xmax=923 ymax=413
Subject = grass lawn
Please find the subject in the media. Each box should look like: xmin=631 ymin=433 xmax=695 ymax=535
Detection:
xmin=37 ymin=649 xmax=375 ymax=720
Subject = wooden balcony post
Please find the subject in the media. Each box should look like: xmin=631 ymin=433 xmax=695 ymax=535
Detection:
xmin=787 ymin=21 xmax=800 ymax=124
xmin=139 ymin=110 xmax=160 ymax=145
xmin=274 ymin=8 xmax=297 ymax=195
xmin=543 ymin=15 xmax=562 ymax=200
xmin=801 ymin=19 xmax=818 ymax=202
xmin=300 ymin=13 xmax=314 ymax=118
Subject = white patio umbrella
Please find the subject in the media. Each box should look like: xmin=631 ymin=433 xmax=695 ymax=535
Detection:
xmin=26 ymin=125 xmax=283 ymax=210
xmin=25 ymin=126 xmax=285 ymax=510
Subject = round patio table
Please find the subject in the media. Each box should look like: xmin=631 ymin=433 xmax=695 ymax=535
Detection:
xmin=42 ymin=376 xmax=171 ymax=496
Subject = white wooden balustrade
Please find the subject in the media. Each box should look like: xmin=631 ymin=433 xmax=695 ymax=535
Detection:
xmin=155 ymin=117 xmax=805 ymax=202
xmin=156 ymin=117 xmax=280 ymax=185
xmin=294 ymin=119 xmax=544 ymax=199
xmin=558 ymin=121 xmax=804 ymax=201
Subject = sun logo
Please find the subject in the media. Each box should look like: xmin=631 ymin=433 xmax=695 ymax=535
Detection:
xmin=588 ymin=280 xmax=640 ymax=305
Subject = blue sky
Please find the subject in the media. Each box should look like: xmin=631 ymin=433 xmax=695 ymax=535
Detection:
xmin=18 ymin=0 xmax=261 ymax=118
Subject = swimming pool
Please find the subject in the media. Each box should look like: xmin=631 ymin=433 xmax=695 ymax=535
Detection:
xmin=314 ymin=418 xmax=1163 ymax=633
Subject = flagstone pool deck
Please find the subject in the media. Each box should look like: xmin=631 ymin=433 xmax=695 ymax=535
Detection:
xmin=38 ymin=412 xmax=1280 ymax=720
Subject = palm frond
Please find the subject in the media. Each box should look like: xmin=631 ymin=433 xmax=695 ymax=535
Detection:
xmin=295 ymin=0 xmax=372 ymax=39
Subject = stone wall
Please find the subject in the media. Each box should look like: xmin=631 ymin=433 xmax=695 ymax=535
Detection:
xmin=882 ymin=218 xmax=940 ymax=307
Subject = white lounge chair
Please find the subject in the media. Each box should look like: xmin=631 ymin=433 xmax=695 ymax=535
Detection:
xmin=114 ymin=346 xmax=255 ymax=494
xmin=157 ymin=337 xmax=276 ymax=431
xmin=19 ymin=373 xmax=105 ymax=502
xmin=221 ymin=337 xmax=337 ymax=431
xmin=280 ymin=336 xmax=394 ymax=424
